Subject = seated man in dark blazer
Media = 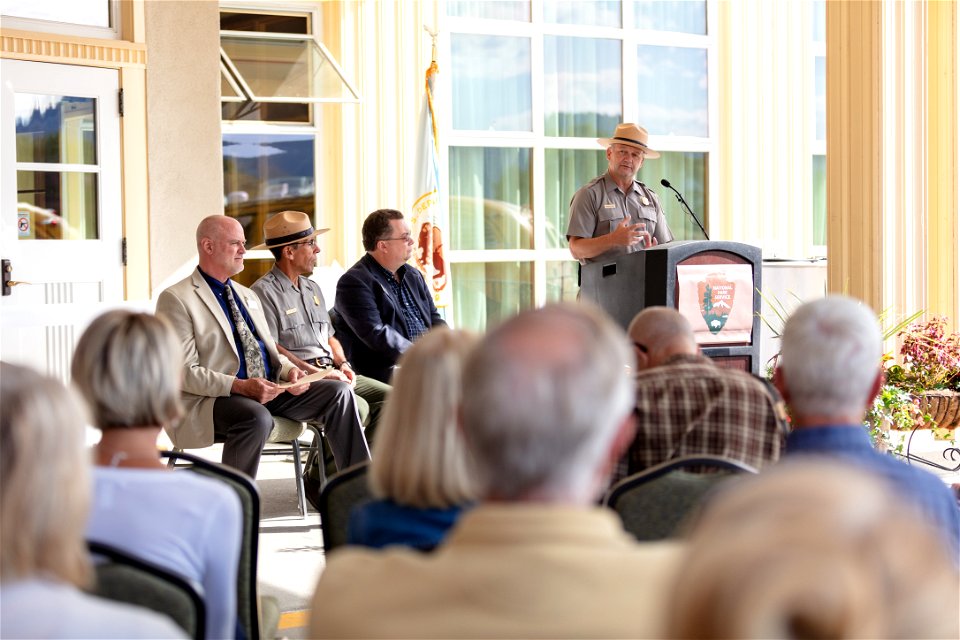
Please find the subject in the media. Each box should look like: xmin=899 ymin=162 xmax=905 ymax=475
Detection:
xmin=333 ymin=209 xmax=446 ymax=383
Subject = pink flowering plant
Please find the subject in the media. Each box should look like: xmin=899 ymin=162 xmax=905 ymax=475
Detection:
xmin=884 ymin=317 xmax=960 ymax=393
xmin=866 ymin=317 xmax=960 ymax=448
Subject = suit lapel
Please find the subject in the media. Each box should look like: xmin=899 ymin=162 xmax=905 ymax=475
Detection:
xmin=190 ymin=270 xmax=237 ymax=356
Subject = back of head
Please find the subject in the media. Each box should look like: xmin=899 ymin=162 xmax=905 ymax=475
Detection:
xmin=361 ymin=208 xmax=403 ymax=251
xmin=668 ymin=461 xmax=959 ymax=639
xmin=1 ymin=362 xmax=92 ymax=587
xmin=627 ymin=306 xmax=696 ymax=366
xmin=71 ymin=310 xmax=184 ymax=430
xmin=461 ymin=303 xmax=635 ymax=503
xmin=370 ymin=328 xmax=479 ymax=508
xmin=780 ymin=295 xmax=882 ymax=420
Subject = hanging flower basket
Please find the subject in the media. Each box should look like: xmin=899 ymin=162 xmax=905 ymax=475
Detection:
xmin=916 ymin=390 xmax=960 ymax=430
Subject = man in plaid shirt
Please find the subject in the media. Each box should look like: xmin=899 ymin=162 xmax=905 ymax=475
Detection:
xmin=612 ymin=307 xmax=787 ymax=484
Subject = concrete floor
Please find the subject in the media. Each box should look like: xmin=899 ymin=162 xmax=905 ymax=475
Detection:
xmin=186 ymin=442 xmax=323 ymax=640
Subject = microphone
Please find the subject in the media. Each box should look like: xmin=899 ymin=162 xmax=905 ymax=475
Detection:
xmin=660 ymin=179 xmax=709 ymax=240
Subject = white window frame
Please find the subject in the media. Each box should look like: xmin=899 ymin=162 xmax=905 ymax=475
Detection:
xmin=811 ymin=1 xmax=826 ymax=257
xmin=218 ymin=2 xmax=323 ymax=263
xmin=0 ymin=0 xmax=120 ymax=39
xmin=440 ymin=2 xmax=715 ymax=309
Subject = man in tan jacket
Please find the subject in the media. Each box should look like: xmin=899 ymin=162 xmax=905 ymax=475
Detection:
xmin=156 ymin=215 xmax=368 ymax=478
xmin=310 ymin=303 xmax=683 ymax=639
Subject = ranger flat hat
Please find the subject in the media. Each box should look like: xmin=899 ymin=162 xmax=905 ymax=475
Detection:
xmin=598 ymin=123 xmax=660 ymax=159
xmin=252 ymin=210 xmax=329 ymax=250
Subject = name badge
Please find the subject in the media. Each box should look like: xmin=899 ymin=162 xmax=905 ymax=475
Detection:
xmin=603 ymin=203 xmax=616 ymax=209
xmin=285 ymin=308 xmax=298 ymax=315
xmin=313 ymin=295 xmax=321 ymax=306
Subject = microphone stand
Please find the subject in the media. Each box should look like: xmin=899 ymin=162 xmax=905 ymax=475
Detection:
xmin=661 ymin=179 xmax=709 ymax=240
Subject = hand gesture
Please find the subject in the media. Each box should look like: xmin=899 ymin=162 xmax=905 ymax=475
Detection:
xmin=611 ymin=218 xmax=649 ymax=248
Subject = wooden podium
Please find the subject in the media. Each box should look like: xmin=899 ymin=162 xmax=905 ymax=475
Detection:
xmin=581 ymin=240 xmax=763 ymax=374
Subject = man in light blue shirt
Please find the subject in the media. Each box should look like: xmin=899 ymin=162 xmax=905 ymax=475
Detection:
xmin=774 ymin=295 xmax=960 ymax=562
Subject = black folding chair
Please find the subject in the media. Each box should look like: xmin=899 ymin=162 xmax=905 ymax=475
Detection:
xmin=603 ymin=454 xmax=757 ymax=541
xmin=88 ymin=540 xmax=205 ymax=640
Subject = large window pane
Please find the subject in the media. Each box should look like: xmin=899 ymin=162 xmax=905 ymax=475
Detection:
xmin=222 ymin=133 xmax=315 ymax=284
xmin=544 ymin=1 xmax=620 ymax=27
xmin=812 ymin=155 xmax=826 ymax=246
xmin=633 ymin=1 xmax=706 ymax=34
xmin=452 ymin=261 xmax=533 ymax=331
xmin=636 ymin=151 xmax=707 ymax=240
xmin=449 ymin=147 xmax=532 ymax=250
xmin=545 ymin=260 xmax=580 ymax=303
xmin=815 ymin=56 xmax=825 ymax=142
xmin=544 ymin=37 xmax=622 ymax=138
xmin=17 ymin=171 xmax=98 ymax=240
xmin=446 ymin=1 xmax=529 ymax=21
xmin=2 ymin=0 xmax=110 ymax=28
xmin=812 ymin=0 xmax=826 ymax=42
xmin=15 ymin=94 xmax=96 ymax=165
xmin=544 ymin=148 xmax=607 ymax=249
xmin=637 ymin=45 xmax=708 ymax=137
xmin=451 ymin=34 xmax=532 ymax=131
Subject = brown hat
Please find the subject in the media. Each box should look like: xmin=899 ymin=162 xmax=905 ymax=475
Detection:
xmin=598 ymin=123 xmax=660 ymax=159
xmin=251 ymin=210 xmax=329 ymax=250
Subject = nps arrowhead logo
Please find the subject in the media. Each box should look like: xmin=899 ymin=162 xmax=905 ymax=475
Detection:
xmin=698 ymin=274 xmax=736 ymax=334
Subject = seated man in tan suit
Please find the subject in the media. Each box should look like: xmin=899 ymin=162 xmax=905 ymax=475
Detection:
xmin=310 ymin=303 xmax=683 ymax=639
xmin=156 ymin=215 xmax=369 ymax=478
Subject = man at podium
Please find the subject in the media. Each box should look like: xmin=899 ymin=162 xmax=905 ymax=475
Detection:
xmin=566 ymin=123 xmax=674 ymax=264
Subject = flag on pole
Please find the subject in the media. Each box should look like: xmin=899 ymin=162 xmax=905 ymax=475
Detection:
xmin=410 ymin=36 xmax=451 ymax=312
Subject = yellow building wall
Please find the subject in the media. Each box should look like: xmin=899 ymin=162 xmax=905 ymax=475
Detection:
xmin=3 ymin=0 xmax=956 ymax=325
xmin=144 ymin=0 xmax=223 ymax=294
xmin=827 ymin=0 xmax=958 ymax=328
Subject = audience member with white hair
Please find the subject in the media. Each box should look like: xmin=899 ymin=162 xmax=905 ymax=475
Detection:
xmin=774 ymin=295 xmax=960 ymax=561
xmin=310 ymin=303 xmax=683 ymax=638
xmin=0 ymin=362 xmax=185 ymax=639
xmin=348 ymin=328 xmax=479 ymax=550
xmin=72 ymin=310 xmax=243 ymax=640
xmin=667 ymin=461 xmax=959 ymax=639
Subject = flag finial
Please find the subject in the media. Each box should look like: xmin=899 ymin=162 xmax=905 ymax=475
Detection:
xmin=423 ymin=24 xmax=438 ymax=62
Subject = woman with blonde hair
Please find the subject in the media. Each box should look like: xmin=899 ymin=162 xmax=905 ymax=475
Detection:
xmin=72 ymin=310 xmax=242 ymax=640
xmin=0 ymin=362 xmax=183 ymax=639
xmin=348 ymin=328 xmax=479 ymax=550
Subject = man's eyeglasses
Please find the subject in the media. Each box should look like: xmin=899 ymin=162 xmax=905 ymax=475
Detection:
xmin=292 ymin=239 xmax=317 ymax=248
xmin=381 ymin=234 xmax=414 ymax=244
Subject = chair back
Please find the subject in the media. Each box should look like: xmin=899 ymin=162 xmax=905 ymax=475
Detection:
xmin=88 ymin=540 xmax=205 ymax=640
xmin=318 ymin=461 xmax=373 ymax=553
xmin=603 ymin=455 xmax=757 ymax=541
xmin=161 ymin=450 xmax=261 ymax=640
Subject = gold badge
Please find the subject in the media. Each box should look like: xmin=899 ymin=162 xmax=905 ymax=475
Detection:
xmin=313 ymin=295 xmax=321 ymax=306
xmin=640 ymin=195 xmax=651 ymax=206
xmin=285 ymin=308 xmax=298 ymax=315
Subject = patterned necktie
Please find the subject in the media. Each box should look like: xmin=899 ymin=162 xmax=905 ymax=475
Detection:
xmin=224 ymin=284 xmax=266 ymax=379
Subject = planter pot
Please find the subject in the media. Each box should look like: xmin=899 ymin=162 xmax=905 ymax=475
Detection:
xmin=916 ymin=390 xmax=960 ymax=429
